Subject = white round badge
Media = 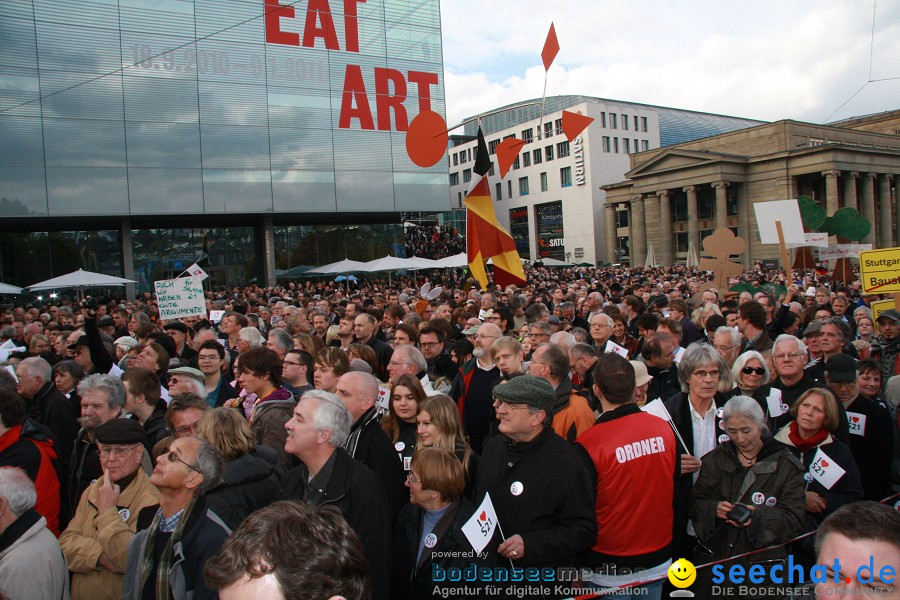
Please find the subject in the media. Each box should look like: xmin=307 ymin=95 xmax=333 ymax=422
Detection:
xmin=765 ymin=497 xmax=777 ymax=507
xmin=118 ymin=508 xmax=130 ymax=521
xmin=510 ymin=481 xmax=524 ymax=496
xmin=424 ymin=533 xmax=438 ymax=548
xmin=751 ymin=492 xmax=765 ymax=505
xmin=718 ymin=434 xmax=729 ymax=444
xmin=803 ymin=473 xmax=814 ymax=483
xmin=780 ymin=403 xmax=789 ymax=414
xmin=395 ymin=442 xmax=405 ymax=452
xmin=716 ymin=408 xmax=724 ymax=419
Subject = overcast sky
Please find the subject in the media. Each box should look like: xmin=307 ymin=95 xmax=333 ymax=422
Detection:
xmin=439 ymin=0 xmax=900 ymax=129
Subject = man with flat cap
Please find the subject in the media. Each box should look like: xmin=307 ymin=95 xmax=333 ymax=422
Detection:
xmin=474 ymin=375 xmax=596 ymax=580
xmin=60 ymin=419 xmax=160 ymax=600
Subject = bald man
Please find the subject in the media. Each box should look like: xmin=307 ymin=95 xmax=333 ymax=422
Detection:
xmin=335 ymin=372 xmax=406 ymax=517
xmin=450 ymin=323 xmax=502 ymax=454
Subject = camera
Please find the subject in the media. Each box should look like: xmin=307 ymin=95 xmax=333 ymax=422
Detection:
xmin=726 ymin=504 xmax=752 ymax=525
xmin=80 ymin=297 xmax=96 ymax=310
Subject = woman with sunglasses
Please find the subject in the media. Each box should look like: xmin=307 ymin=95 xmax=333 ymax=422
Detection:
xmin=729 ymin=350 xmax=773 ymax=420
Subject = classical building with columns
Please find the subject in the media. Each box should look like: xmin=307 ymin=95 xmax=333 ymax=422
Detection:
xmin=603 ymin=111 xmax=900 ymax=266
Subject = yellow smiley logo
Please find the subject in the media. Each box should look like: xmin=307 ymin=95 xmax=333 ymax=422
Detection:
xmin=667 ymin=558 xmax=696 ymax=588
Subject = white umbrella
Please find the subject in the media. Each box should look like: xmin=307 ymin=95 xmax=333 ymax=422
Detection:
xmin=644 ymin=244 xmax=657 ymax=267
xmin=27 ymin=269 xmax=135 ymax=299
xmin=306 ymin=259 xmax=368 ymax=275
xmin=432 ymin=253 xmax=468 ymax=268
xmin=404 ymin=256 xmax=439 ymax=270
xmin=539 ymin=257 xmax=574 ymax=267
xmin=359 ymin=255 xmax=416 ymax=273
xmin=686 ymin=242 xmax=699 ymax=268
xmin=0 ymin=282 xmax=23 ymax=294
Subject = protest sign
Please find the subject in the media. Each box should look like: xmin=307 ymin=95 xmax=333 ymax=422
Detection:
xmin=155 ymin=276 xmax=206 ymax=321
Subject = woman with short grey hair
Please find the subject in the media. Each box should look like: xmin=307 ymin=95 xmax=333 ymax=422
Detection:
xmin=688 ymin=395 xmax=805 ymax=597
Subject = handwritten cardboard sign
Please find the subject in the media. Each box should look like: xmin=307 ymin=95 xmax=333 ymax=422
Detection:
xmin=155 ymin=276 xmax=206 ymax=321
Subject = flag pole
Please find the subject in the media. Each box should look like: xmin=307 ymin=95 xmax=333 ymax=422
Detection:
xmin=495 ymin=521 xmax=516 ymax=570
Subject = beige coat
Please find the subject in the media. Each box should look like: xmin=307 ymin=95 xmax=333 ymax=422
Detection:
xmin=59 ymin=468 xmax=159 ymax=600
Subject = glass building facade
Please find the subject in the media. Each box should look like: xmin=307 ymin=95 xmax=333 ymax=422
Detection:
xmin=0 ymin=0 xmax=448 ymax=292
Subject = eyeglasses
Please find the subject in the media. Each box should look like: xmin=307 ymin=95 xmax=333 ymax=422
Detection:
xmin=773 ymin=352 xmax=804 ymax=361
xmin=406 ymin=472 xmax=420 ymax=484
xmin=98 ymin=445 xmax=141 ymax=458
xmin=167 ymin=450 xmax=202 ymax=473
xmin=691 ymin=370 xmax=720 ymax=379
xmin=492 ymin=397 xmax=531 ymax=410
xmin=388 ymin=360 xmax=411 ymax=367
xmin=419 ymin=341 xmax=441 ymax=348
xmin=741 ymin=366 xmax=766 ymax=375
xmin=713 ymin=344 xmax=737 ymax=352
xmin=528 ymin=332 xmax=549 ymax=338
xmin=475 ymin=334 xmax=499 ymax=340
xmin=173 ymin=422 xmax=200 ymax=436
xmin=282 ymin=361 xmax=301 ymax=367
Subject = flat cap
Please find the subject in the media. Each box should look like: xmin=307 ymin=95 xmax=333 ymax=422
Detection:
xmin=492 ymin=375 xmax=554 ymax=412
xmin=95 ymin=418 xmax=147 ymax=445
xmin=876 ymin=309 xmax=900 ymax=324
xmin=167 ymin=366 xmax=204 ymax=381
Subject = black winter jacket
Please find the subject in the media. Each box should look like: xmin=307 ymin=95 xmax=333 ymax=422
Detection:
xmin=280 ymin=447 xmax=392 ymax=600
xmin=206 ymin=451 xmax=279 ymax=529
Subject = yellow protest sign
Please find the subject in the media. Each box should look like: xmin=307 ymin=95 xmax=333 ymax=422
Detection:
xmin=859 ymin=247 xmax=900 ymax=294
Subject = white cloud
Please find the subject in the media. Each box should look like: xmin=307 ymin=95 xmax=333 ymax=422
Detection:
xmin=441 ymin=0 xmax=900 ymax=128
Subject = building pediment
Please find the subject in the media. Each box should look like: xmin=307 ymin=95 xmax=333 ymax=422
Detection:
xmin=626 ymin=149 xmax=746 ymax=179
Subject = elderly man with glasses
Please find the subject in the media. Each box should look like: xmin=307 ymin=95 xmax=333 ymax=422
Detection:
xmin=475 ymin=375 xmax=595 ymax=578
xmin=60 ymin=419 xmax=160 ymax=600
xmin=123 ymin=436 xmax=228 ymax=600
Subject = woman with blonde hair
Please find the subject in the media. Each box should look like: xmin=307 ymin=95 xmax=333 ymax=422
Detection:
xmin=382 ymin=374 xmax=427 ymax=472
xmin=416 ymin=394 xmax=479 ymax=498
xmin=197 ymin=407 xmax=280 ymax=528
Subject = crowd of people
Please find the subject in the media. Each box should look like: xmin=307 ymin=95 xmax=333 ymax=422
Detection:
xmin=0 ymin=261 xmax=898 ymax=600
xmin=404 ymin=223 xmax=465 ymax=259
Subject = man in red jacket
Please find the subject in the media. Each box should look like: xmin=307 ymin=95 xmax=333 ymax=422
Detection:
xmin=576 ymin=353 xmax=679 ymax=599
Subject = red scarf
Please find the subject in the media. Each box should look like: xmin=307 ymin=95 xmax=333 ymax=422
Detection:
xmin=787 ymin=420 xmax=828 ymax=451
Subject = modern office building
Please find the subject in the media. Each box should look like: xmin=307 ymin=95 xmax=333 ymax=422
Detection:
xmin=447 ymin=95 xmax=765 ymax=265
xmin=603 ymin=111 xmax=900 ymax=267
xmin=0 ymin=0 xmax=448 ymax=293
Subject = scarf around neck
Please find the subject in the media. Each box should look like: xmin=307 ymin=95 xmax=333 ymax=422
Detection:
xmin=787 ymin=420 xmax=828 ymax=452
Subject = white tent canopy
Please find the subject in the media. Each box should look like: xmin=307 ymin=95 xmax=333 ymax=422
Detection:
xmin=305 ymin=259 xmax=368 ymax=275
xmin=0 ymin=282 xmax=23 ymax=294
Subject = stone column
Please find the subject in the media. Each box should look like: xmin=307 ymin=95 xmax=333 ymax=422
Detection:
xmin=842 ymin=171 xmax=858 ymax=210
xmin=740 ymin=188 xmax=751 ymax=268
xmin=860 ymin=173 xmax=877 ymax=245
xmin=684 ymin=186 xmax=699 ymax=256
xmin=878 ymin=174 xmax=893 ymax=247
xmin=605 ymin=203 xmax=618 ymax=264
xmin=657 ymin=190 xmax=673 ymax=266
xmin=631 ymin=195 xmax=646 ymax=267
xmin=712 ymin=181 xmax=729 ymax=229
xmin=822 ymin=170 xmax=841 ymax=216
